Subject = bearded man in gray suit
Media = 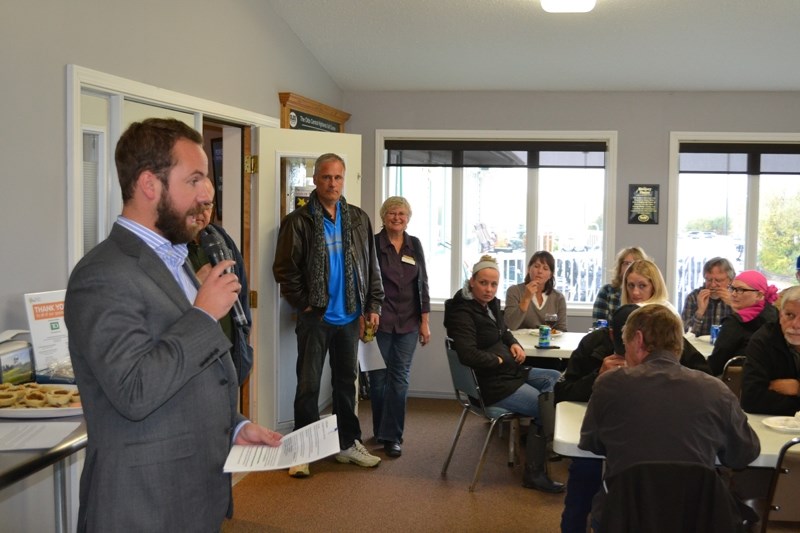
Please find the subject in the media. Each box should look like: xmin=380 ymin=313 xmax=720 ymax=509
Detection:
xmin=65 ymin=118 xmax=281 ymax=532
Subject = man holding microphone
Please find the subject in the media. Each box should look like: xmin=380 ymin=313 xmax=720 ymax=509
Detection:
xmin=65 ymin=118 xmax=281 ymax=532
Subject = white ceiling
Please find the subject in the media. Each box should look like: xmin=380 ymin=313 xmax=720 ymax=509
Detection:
xmin=267 ymin=0 xmax=800 ymax=92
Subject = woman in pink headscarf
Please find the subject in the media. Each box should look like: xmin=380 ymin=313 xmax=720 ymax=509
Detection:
xmin=707 ymin=270 xmax=779 ymax=375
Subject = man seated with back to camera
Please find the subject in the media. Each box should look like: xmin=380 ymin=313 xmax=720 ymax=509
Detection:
xmin=741 ymin=285 xmax=800 ymax=416
xmin=680 ymin=257 xmax=736 ymax=337
xmin=555 ymin=303 xmax=710 ymax=533
xmin=579 ymin=304 xmax=760 ymax=530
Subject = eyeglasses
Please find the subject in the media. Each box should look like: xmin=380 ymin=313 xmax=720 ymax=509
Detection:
xmin=728 ymin=286 xmax=760 ymax=295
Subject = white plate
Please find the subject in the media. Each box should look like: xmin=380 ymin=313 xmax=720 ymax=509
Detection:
xmin=762 ymin=416 xmax=800 ymax=433
xmin=529 ymin=329 xmax=564 ymax=338
xmin=0 ymin=385 xmax=82 ymax=419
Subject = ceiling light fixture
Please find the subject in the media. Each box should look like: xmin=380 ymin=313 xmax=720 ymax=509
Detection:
xmin=541 ymin=0 xmax=596 ymax=13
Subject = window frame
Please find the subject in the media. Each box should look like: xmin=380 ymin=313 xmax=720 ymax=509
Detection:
xmin=375 ymin=129 xmax=619 ymax=314
xmin=667 ymin=131 xmax=800 ymax=304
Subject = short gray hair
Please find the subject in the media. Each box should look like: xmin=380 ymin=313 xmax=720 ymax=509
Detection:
xmin=779 ymin=286 xmax=800 ymax=311
xmin=703 ymin=257 xmax=736 ymax=280
xmin=313 ymin=153 xmax=345 ymax=176
xmin=380 ymin=196 xmax=412 ymax=221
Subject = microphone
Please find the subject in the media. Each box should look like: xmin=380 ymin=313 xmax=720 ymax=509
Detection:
xmin=199 ymin=228 xmax=248 ymax=327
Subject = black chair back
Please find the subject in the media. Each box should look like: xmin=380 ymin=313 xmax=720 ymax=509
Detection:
xmin=599 ymin=461 xmax=744 ymax=533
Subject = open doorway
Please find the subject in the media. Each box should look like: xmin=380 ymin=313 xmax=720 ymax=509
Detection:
xmin=201 ymin=120 xmax=255 ymax=418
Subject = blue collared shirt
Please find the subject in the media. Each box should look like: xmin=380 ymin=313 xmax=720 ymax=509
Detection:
xmin=116 ymin=217 xmax=248 ymax=438
xmin=116 ymin=216 xmax=198 ymax=303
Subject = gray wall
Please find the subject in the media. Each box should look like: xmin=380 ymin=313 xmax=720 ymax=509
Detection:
xmin=0 ymin=0 xmax=342 ymax=327
xmin=3 ymin=3 xmax=800 ymax=399
xmin=342 ymin=90 xmax=800 ymax=396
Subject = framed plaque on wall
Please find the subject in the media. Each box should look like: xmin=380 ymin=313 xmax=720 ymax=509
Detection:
xmin=628 ymin=184 xmax=659 ymax=224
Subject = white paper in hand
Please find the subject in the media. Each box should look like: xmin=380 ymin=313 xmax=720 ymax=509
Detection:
xmin=358 ymin=340 xmax=386 ymax=371
xmin=224 ymin=415 xmax=340 ymax=472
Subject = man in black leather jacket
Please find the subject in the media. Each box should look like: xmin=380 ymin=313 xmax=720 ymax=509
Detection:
xmin=273 ymin=153 xmax=384 ymax=478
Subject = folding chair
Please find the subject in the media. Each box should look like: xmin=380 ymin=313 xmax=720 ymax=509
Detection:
xmin=599 ymin=462 xmax=745 ymax=533
xmin=440 ymin=339 xmax=523 ymax=491
xmin=760 ymin=437 xmax=800 ymax=532
xmin=721 ymin=355 xmax=746 ymax=399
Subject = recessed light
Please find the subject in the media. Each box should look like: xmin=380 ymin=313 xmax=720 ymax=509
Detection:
xmin=541 ymin=0 xmax=597 ymax=13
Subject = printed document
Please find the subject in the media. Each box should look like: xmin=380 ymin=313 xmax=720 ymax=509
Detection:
xmin=224 ymin=415 xmax=339 ymax=472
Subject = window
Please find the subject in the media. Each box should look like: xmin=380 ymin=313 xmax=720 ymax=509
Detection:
xmin=382 ymin=136 xmax=611 ymax=306
xmin=673 ymin=140 xmax=800 ymax=312
xmin=81 ymin=128 xmax=106 ymax=253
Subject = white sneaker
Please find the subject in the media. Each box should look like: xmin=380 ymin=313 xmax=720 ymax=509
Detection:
xmin=335 ymin=440 xmax=381 ymax=467
xmin=288 ymin=463 xmax=310 ymax=477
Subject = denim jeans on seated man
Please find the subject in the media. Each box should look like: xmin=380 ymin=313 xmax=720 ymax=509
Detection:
xmin=561 ymin=458 xmax=604 ymax=533
xmin=370 ymin=329 xmax=419 ymax=443
xmin=295 ymin=311 xmax=362 ymax=449
xmin=491 ymin=368 xmax=562 ymax=418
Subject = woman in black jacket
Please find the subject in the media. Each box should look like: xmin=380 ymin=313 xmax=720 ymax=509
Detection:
xmin=708 ymin=270 xmax=778 ymax=376
xmin=444 ymin=255 xmax=564 ymax=493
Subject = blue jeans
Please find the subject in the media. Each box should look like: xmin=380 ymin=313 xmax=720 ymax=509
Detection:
xmin=561 ymin=458 xmax=603 ymax=533
xmin=294 ymin=311 xmax=361 ymax=449
xmin=369 ymin=330 xmax=419 ymax=444
xmin=490 ymin=367 xmax=561 ymax=420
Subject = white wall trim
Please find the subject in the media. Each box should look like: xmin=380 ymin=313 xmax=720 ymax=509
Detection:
xmin=66 ymin=64 xmax=279 ymax=270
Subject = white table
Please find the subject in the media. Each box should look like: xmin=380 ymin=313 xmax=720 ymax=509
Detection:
xmin=511 ymin=329 xmax=586 ymax=359
xmin=686 ymin=334 xmax=714 ymax=357
xmin=554 ymin=401 xmax=792 ymax=468
xmin=512 ymin=329 xmax=715 ymax=359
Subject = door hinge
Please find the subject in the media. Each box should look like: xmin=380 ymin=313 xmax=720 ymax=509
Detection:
xmin=249 ymin=290 xmax=257 ymax=309
xmin=244 ymin=155 xmax=259 ymax=174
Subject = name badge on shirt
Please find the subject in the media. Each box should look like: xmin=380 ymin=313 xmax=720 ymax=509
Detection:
xmin=401 ymin=255 xmax=416 ymax=265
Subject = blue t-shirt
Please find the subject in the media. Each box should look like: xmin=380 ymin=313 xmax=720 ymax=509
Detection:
xmin=323 ymin=203 xmax=360 ymax=325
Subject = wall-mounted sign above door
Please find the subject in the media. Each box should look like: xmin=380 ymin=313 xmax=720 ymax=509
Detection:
xmin=278 ymin=92 xmax=350 ymax=133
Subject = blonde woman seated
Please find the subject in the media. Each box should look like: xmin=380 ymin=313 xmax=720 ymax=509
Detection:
xmin=444 ymin=255 xmax=564 ymax=493
xmin=621 ymin=259 xmax=679 ymax=316
xmin=505 ymin=250 xmax=567 ymax=331
xmin=592 ymin=246 xmax=649 ymax=323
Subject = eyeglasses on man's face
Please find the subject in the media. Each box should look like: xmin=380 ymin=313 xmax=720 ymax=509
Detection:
xmin=728 ymin=285 xmax=760 ymax=295
xmin=704 ymin=276 xmax=730 ymax=287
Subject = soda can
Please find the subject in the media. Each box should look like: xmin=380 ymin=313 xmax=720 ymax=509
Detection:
xmin=538 ymin=325 xmax=551 ymax=347
xmin=710 ymin=324 xmax=721 ymax=345
xmin=596 ymin=319 xmax=608 ymax=329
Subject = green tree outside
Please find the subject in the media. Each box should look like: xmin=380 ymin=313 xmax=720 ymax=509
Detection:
xmin=758 ymin=193 xmax=800 ymax=283
xmin=686 ymin=216 xmax=729 ymax=235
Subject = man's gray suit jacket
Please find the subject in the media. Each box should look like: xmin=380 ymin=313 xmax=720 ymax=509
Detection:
xmin=65 ymin=223 xmax=246 ymax=532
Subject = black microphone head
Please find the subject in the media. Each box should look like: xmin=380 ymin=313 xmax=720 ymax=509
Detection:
xmin=199 ymin=227 xmax=219 ymax=247
xmin=199 ymin=228 xmax=226 ymax=265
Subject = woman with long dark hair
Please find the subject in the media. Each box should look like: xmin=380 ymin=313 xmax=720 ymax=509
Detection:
xmin=505 ymin=250 xmax=567 ymax=331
